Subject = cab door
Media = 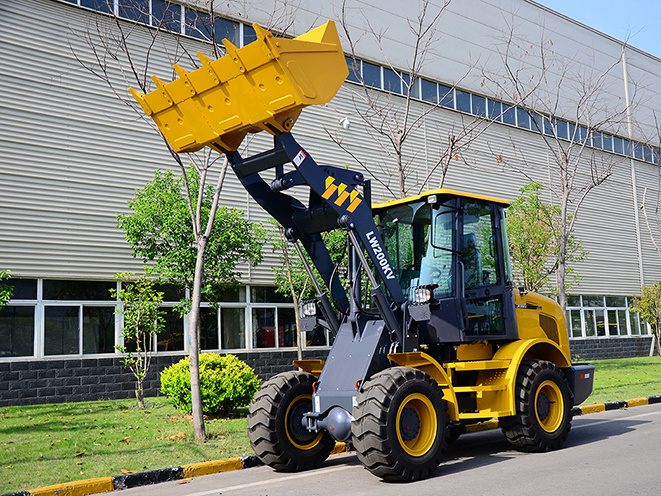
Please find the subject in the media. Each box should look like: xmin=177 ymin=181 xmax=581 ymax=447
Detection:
xmin=460 ymin=200 xmax=517 ymax=340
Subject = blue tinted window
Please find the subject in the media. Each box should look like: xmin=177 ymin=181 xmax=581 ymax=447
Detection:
xmin=592 ymin=131 xmax=603 ymax=149
xmin=643 ymin=145 xmax=653 ymax=162
xmin=623 ymin=139 xmax=632 ymax=156
xmin=421 ymin=79 xmax=437 ymax=103
xmin=81 ymin=0 xmax=112 ymax=14
xmin=345 ymin=56 xmax=360 ymax=83
xmin=567 ymin=122 xmax=576 ymax=141
xmin=152 ymin=0 xmax=180 ymax=32
xmin=531 ymin=113 xmax=544 ymax=132
xmin=362 ymin=61 xmax=381 ymax=88
xmin=214 ymin=17 xmax=239 ymax=46
xmin=243 ymin=23 xmax=257 ymax=46
xmin=383 ymin=68 xmax=401 ymax=94
xmin=613 ymin=136 xmax=624 ymax=155
xmin=438 ymin=84 xmax=453 ymax=109
xmin=502 ymin=104 xmax=516 ymax=125
xmin=185 ymin=8 xmax=211 ymax=40
xmin=471 ymin=95 xmax=486 ymax=117
xmin=516 ymin=108 xmax=530 ymax=129
xmin=602 ymin=133 xmax=613 ymax=152
xmin=488 ymin=100 xmax=502 ymax=121
xmin=634 ymin=143 xmax=644 ymax=160
xmin=578 ymin=126 xmax=589 ymax=145
xmin=118 ymin=0 xmax=149 ymax=24
xmin=555 ymin=119 xmax=568 ymax=139
xmin=654 ymin=148 xmax=660 ymax=164
xmin=456 ymin=90 xmax=471 ymax=113
xmin=401 ymin=74 xmax=420 ymax=99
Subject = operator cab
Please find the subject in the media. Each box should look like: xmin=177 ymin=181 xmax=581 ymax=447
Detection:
xmin=374 ymin=189 xmax=518 ymax=343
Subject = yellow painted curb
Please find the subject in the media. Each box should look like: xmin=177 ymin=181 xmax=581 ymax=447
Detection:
xmin=580 ymin=403 xmax=606 ymax=414
xmin=183 ymin=457 xmax=243 ymax=478
xmin=29 ymin=477 xmax=114 ymax=496
xmin=466 ymin=419 xmax=499 ymax=433
xmin=626 ymin=397 xmax=649 ymax=408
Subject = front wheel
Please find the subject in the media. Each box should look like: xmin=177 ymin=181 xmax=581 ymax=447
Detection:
xmin=500 ymin=360 xmax=572 ymax=452
xmin=247 ymin=370 xmax=335 ymax=471
xmin=351 ymin=367 xmax=449 ymax=482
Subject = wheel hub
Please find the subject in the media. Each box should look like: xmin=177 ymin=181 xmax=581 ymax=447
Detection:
xmin=537 ymin=392 xmax=550 ymax=421
xmin=399 ymin=407 xmax=421 ymax=441
xmin=287 ymin=399 xmax=318 ymax=447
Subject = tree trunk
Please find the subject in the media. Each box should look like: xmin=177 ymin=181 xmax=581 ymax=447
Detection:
xmin=189 ymin=242 xmax=207 ymax=440
xmin=136 ymin=385 xmax=145 ymax=409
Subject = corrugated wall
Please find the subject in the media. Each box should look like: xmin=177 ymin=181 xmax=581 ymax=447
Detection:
xmin=0 ymin=0 xmax=659 ymax=295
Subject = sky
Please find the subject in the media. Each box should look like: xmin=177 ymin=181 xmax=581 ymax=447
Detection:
xmin=535 ymin=1 xmax=661 ymax=59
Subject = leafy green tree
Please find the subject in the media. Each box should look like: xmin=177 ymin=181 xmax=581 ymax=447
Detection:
xmin=507 ymin=183 xmax=586 ymax=293
xmin=0 ymin=271 xmax=13 ymax=310
xmin=118 ymin=168 xmax=265 ymax=304
xmin=631 ymin=282 xmax=661 ymax=357
xmin=111 ymin=272 xmax=165 ymax=409
xmin=118 ymin=168 xmax=265 ymax=435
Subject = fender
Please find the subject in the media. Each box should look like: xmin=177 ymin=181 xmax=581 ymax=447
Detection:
xmin=479 ymin=338 xmax=572 ymax=415
xmin=388 ymin=352 xmax=460 ymax=421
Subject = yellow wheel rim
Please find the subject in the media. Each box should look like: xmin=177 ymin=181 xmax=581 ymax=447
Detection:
xmin=285 ymin=394 xmax=323 ymax=450
xmin=535 ymin=380 xmax=564 ymax=433
xmin=395 ymin=393 xmax=437 ymax=457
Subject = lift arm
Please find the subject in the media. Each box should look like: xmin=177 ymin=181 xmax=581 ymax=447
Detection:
xmin=130 ymin=20 xmax=406 ymax=340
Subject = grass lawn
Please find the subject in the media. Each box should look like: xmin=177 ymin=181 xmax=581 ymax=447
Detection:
xmin=1 ymin=356 xmax=660 ymax=493
xmin=588 ymin=355 xmax=661 ymax=404
xmin=0 ymin=397 xmax=251 ymax=493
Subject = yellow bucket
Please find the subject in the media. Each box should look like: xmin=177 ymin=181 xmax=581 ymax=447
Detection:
xmin=130 ymin=21 xmax=348 ymax=153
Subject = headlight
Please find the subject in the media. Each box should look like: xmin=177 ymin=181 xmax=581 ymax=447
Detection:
xmin=413 ymin=287 xmax=432 ymax=304
xmin=301 ymin=301 xmax=317 ymax=317
xmin=413 ymin=284 xmax=438 ymax=304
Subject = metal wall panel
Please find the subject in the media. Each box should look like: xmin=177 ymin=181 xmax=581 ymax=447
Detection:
xmin=1 ymin=0 xmax=659 ymax=298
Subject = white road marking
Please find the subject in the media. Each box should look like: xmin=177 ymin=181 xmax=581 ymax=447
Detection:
xmin=185 ymin=465 xmax=355 ymax=495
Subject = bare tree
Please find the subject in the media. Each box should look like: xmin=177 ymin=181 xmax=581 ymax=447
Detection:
xmin=73 ymin=0 xmax=285 ymax=440
xmin=481 ymin=18 xmax=635 ymax=310
xmin=333 ymin=0 xmax=496 ymax=199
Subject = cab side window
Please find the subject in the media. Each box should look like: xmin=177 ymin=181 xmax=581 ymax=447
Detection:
xmin=462 ymin=202 xmax=500 ymax=289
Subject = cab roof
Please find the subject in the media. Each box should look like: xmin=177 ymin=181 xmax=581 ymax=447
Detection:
xmin=372 ymin=188 xmax=510 ymax=211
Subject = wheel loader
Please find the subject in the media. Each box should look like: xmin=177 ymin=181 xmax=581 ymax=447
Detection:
xmin=130 ymin=20 xmax=595 ymax=482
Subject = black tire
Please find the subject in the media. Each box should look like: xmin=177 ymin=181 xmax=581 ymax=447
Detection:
xmin=351 ymin=367 xmax=449 ymax=482
xmin=500 ymin=360 xmax=572 ymax=452
xmin=247 ymin=370 xmax=335 ymax=471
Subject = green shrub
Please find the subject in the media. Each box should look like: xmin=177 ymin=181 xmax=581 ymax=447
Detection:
xmin=160 ymin=353 xmax=260 ymax=416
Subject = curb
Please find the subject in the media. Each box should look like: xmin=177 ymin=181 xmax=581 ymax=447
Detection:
xmin=8 ymin=396 xmax=661 ymax=496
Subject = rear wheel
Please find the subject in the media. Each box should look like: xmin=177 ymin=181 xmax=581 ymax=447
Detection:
xmin=500 ymin=360 xmax=572 ymax=452
xmin=247 ymin=370 xmax=335 ymax=471
xmin=352 ymin=367 xmax=449 ymax=482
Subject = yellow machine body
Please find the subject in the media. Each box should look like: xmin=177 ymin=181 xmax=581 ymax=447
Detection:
xmin=387 ymin=288 xmax=572 ymax=422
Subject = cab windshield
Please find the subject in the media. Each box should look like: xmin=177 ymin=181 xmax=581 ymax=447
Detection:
xmin=377 ymin=200 xmax=455 ymax=300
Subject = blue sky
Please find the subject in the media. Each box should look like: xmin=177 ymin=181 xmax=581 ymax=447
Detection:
xmin=536 ymin=1 xmax=661 ymax=58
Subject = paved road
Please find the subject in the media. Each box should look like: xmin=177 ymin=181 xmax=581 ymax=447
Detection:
xmin=117 ymin=403 xmax=661 ymax=496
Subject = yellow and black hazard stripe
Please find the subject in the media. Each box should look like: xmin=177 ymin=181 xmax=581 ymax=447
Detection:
xmin=321 ymin=177 xmax=362 ymax=213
